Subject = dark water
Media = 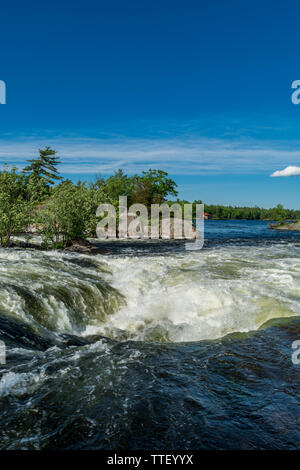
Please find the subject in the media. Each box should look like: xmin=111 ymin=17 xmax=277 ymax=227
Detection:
xmin=0 ymin=220 xmax=300 ymax=449
xmin=96 ymin=219 xmax=300 ymax=254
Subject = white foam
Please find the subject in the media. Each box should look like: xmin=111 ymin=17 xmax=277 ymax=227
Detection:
xmin=0 ymin=245 xmax=299 ymax=343
xmin=92 ymin=244 xmax=300 ymax=342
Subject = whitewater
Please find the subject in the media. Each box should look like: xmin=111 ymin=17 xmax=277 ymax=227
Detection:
xmin=0 ymin=220 xmax=299 ymax=449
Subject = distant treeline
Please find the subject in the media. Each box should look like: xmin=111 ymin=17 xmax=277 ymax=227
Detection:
xmin=169 ymin=200 xmax=300 ymax=221
xmin=204 ymin=203 xmax=300 ymax=221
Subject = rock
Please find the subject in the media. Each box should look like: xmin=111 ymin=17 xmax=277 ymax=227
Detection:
xmin=64 ymin=239 xmax=108 ymax=255
xmin=121 ymin=217 xmax=200 ymax=239
xmin=271 ymin=221 xmax=300 ymax=231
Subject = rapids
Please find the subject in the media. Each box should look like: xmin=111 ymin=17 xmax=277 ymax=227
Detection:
xmin=0 ymin=220 xmax=299 ymax=449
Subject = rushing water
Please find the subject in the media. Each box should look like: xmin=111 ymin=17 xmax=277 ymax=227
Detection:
xmin=0 ymin=220 xmax=300 ymax=449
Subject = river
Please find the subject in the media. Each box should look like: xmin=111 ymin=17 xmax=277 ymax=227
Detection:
xmin=0 ymin=220 xmax=299 ymax=449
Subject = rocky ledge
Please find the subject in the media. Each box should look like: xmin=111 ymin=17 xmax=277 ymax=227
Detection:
xmin=270 ymin=221 xmax=300 ymax=231
xmin=64 ymin=239 xmax=109 ymax=254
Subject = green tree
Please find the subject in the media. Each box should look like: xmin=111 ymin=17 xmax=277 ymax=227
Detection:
xmin=132 ymin=169 xmax=178 ymax=209
xmin=101 ymin=170 xmax=135 ymax=206
xmin=23 ymin=147 xmax=62 ymax=201
xmin=273 ymin=204 xmax=287 ymax=224
xmin=0 ymin=166 xmax=33 ymax=247
xmin=36 ymin=180 xmax=106 ymax=247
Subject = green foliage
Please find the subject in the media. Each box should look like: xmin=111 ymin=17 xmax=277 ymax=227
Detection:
xmin=94 ymin=168 xmax=178 ymax=211
xmin=36 ymin=180 xmax=107 ymax=247
xmin=272 ymin=204 xmax=286 ymax=224
xmin=0 ymin=145 xmax=298 ymax=249
xmin=23 ymin=147 xmax=62 ymax=201
xmin=0 ymin=166 xmax=33 ymax=247
xmin=96 ymin=170 xmax=134 ymax=206
xmin=132 ymin=169 xmax=178 ymax=209
xmin=25 ymin=173 xmax=54 ymax=203
xmin=0 ymin=154 xmax=179 ymax=248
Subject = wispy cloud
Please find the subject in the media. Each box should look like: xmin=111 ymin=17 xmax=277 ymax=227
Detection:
xmin=0 ymin=135 xmax=300 ymax=175
xmin=270 ymin=166 xmax=300 ymax=177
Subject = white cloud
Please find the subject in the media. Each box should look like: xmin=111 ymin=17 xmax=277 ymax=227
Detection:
xmin=1 ymin=135 xmax=300 ymax=175
xmin=270 ymin=166 xmax=300 ymax=177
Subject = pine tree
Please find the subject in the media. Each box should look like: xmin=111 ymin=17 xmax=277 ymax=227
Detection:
xmin=24 ymin=147 xmax=62 ymax=186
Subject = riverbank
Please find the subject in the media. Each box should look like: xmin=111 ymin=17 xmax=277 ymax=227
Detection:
xmin=9 ymin=236 xmax=111 ymax=255
xmin=6 ymin=219 xmax=300 ymax=253
xmin=271 ymin=221 xmax=300 ymax=231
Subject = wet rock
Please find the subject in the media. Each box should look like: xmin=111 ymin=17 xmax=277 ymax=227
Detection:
xmin=64 ymin=239 xmax=108 ymax=255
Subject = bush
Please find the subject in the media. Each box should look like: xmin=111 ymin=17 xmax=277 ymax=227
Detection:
xmin=0 ymin=166 xmax=33 ymax=247
xmin=36 ymin=180 xmax=106 ymax=247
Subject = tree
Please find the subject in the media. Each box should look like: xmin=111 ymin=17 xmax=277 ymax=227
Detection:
xmin=273 ymin=204 xmax=287 ymax=224
xmin=97 ymin=169 xmax=178 ymax=210
xmin=36 ymin=180 xmax=106 ymax=247
xmin=23 ymin=147 xmax=62 ymax=200
xmin=0 ymin=166 xmax=32 ymax=247
xmin=132 ymin=169 xmax=178 ymax=209
xmin=101 ymin=170 xmax=135 ymax=206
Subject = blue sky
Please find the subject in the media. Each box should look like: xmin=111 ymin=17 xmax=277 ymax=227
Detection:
xmin=1 ymin=0 xmax=300 ymax=208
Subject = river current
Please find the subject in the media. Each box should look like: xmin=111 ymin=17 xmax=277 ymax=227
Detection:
xmin=0 ymin=220 xmax=299 ymax=449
